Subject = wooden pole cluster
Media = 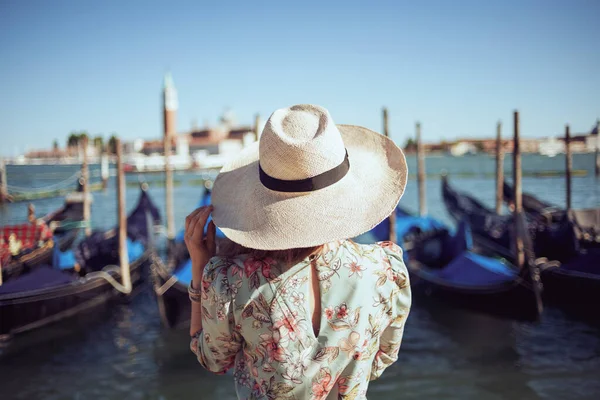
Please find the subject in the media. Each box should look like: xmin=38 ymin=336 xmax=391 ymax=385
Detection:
xmin=565 ymin=125 xmax=572 ymax=211
xmin=0 ymin=158 xmax=8 ymax=204
xmin=116 ymin=138 xmax=131 ymax=293
xmin=254 ymin=114 xmax=261 ymax=142
xmin=495 ymin=121 xmax=504 ymax=214
xmin=416 ymin=122 xmax=426 ymax=217
xmin=382 ymin=108 xmax=396 ymax=243
xmin=81 ymin=137 xmax=91 ymax=237
xmin=513 ymin=111 xmax=524 ymax=269
xmin=164 ymin=135 xmax=175 ymax=242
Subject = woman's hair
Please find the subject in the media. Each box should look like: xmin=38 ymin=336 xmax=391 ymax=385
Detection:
xmin=217 ymin=238 xmax=323 ymax=266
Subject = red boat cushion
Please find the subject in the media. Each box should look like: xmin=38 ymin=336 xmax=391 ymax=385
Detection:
xmin=0 ymin=222 xmax=53 ymax=266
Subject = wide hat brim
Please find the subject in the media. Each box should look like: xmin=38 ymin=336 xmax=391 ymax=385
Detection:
xmin=212 ymin=124 xmax=408 ymax=250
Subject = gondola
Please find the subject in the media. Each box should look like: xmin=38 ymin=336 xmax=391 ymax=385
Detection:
xmin=443 ymin=175 xmax=600 ymax=315
xmin=1 ymin=195 xmax=84 ymax=282
xmin=442 ymin=175 xmax=515 ymax=260
xmin=152 ymin=185 xmax=225 ymax=329
xmin=503 ymin=181 xmax=599 ymax=250
xmin=0 ymin=187 xmax=161 ymax=341
xmin=362 ymin=206 xmax=543 ymax=320
xmin=403 ymin=220 xmax=542 ymax=320
xmin=354 ymin=207 xmax=445 ymax=254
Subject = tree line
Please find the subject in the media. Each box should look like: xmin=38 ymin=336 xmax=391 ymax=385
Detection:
xmin=62 ymin=131 xmax=119 ymax=154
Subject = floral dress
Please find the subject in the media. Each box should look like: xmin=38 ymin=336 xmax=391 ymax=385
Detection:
xmin=191 ymin=240 xmax=411 ymax=400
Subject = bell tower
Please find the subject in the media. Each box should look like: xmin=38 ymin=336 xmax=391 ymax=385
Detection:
xmin=163 ymin=72 xmax=178 ymax=143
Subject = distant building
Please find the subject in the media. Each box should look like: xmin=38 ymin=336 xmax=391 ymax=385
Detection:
xmin=163 ymin=72 xmax=178 ymax=144
xmin=538 ymin=137 xmax=564 ymax=157
xmin=449 ymin=142 xmax=477 ymax=156
xmin=122 ymin=73 xmax=257 ymax=172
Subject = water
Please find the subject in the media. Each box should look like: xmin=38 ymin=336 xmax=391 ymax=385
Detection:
xmin=1 ymin=154 xmax=599 ymax=400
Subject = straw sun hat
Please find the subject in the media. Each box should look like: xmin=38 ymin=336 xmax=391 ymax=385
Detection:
xmin=211 ymin=104 xmax=408 ymax=250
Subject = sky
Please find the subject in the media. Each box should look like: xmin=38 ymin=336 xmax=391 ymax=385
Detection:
xmin=1 ymin=0 xmax=599 ymax=156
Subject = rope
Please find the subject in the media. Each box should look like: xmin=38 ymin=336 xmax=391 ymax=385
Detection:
xmin=150 ymin=254 xmax=180 ymax=295
xmin=156 ymin=275 xmax=179 ymax=296
xmin=6 ymin=171 xmax=81 ymax=193
xmin=49 ymin=220 xmax=91 ymax=231
xmin=534 ymin=257 xmax=562 ymax=271
xmin=85 ymin=265 xmax=132 ymax=294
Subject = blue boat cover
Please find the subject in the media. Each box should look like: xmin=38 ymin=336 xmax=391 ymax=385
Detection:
xmin=53 ymin=238 xmax=145 ymax=270
xmin=175 ymin=191 xmax=225 ymax=243
xmin=53 ymin=244 xmax=77 ymax=270
xmin=75 ymin=189 xmax=157 ymax=272
xmin=0 ymin=266 xmax=75 ymax=295
xmin=360 ymin=207 xmax=446 ymax=244
xmin=173 ymin=259 xmax=193 ymax=285
xmin=421 ymin=252 xmax=517 ymax=287
xmin=442 ymin=220 xmax=473 ymax=261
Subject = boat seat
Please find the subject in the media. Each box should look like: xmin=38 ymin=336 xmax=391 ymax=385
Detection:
xmin=0 ymin=266 xmax=75 ymax=295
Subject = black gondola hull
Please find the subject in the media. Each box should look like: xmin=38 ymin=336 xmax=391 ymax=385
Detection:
xmin=443 ymin=176 xmax=600 ymax=316
xmin=0 ymin=253 xmax=148 ymax=340
xmin=152 ymin=256 xmax=190 ymax=329
xmin=539 ymin=268 xmax=600 ymax=317
xmin=408 ymin=267 xmax=541 ymax=321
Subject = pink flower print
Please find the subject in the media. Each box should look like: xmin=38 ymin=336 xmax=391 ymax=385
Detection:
xmin=201 ymin=279 xmax=211 ymax=298
xmin=312 ymin=370 xmax=335 ymax=400
xmin=229 ymin=263 xmax=244 ymax=279
xmin=290 ymin=291 xmax=305 ymax=307
xmin=346 ymin=261 xmax=366 ymax=278
xmin=243 ymin=258 xmax=262 ymax=277
xmin=324 ymin=307 xmax=334 ymax=320
xmin=236 ymin=372 xmax=250 ymax=388
xmin=337 ymin=376 xmax=350 ymax=395
xmin=335 ymin=303 xmax=349 ymax=319
xmin=290 ymin=276 xmax=305 ymax=288
xmin=259 ymin=330 xmax=286 ymax=363
xmin=279 ymin=286 xmax=289 ymax=296
xmin=243 ymin=257 xmax=276 ymax=280
xmin=379 ymin=241 xmax=401 ymax=252
xmin=282 ymin=349 xmax=311 ymax=384
xmin=273 ymin=310 xmax=303 ymax=342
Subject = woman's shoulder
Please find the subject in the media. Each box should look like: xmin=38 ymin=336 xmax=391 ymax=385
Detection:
xmin=338 ymin=239 xmax=403 ymax=260
xmin=339 ymin=239 xmax=408 ymax=282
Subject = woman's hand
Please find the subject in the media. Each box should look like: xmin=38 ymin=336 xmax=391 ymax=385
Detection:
xmin=184 ymin=206 xmax=216 ymax=282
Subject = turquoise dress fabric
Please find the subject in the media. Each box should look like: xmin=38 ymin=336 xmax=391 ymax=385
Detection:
xmin=191 ymin=240 xmax=411 ymax=400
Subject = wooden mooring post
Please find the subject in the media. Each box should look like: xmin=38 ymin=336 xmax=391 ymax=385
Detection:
xmin=101 ymin=146 xmax=109 ymax=190
xmin=164 ymin=135 xmax=175 ymax=243
xmin=28 ymin=204 xmax=35 ymax=223
xmin=416 ymin=122 xmax=426 ymax=217
xmin=495 ymin=121 xmax=504 ymax=214
xmin=383 ymin=108 xmax=397 ymax=243
xmin=254 ymin=114 xmax=261 ymax=142
xmin=1 ymin=158 xmax=9 ymax=204
xmin=513 ymin=111 xmax=524 ymax=268
xmin=565 ymin=125 xmax=572 ymax=211
xmin=81 ymin=137 xmax=91 ymax=237
xmin=116 ymin=138 xmax=131 ymax=293
xmin=595 ymin=119 xmax=599 ymax=178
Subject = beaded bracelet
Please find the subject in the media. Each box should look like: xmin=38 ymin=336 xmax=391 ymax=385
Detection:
xmin=188 ymin=283 xmax=202 ymax=303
